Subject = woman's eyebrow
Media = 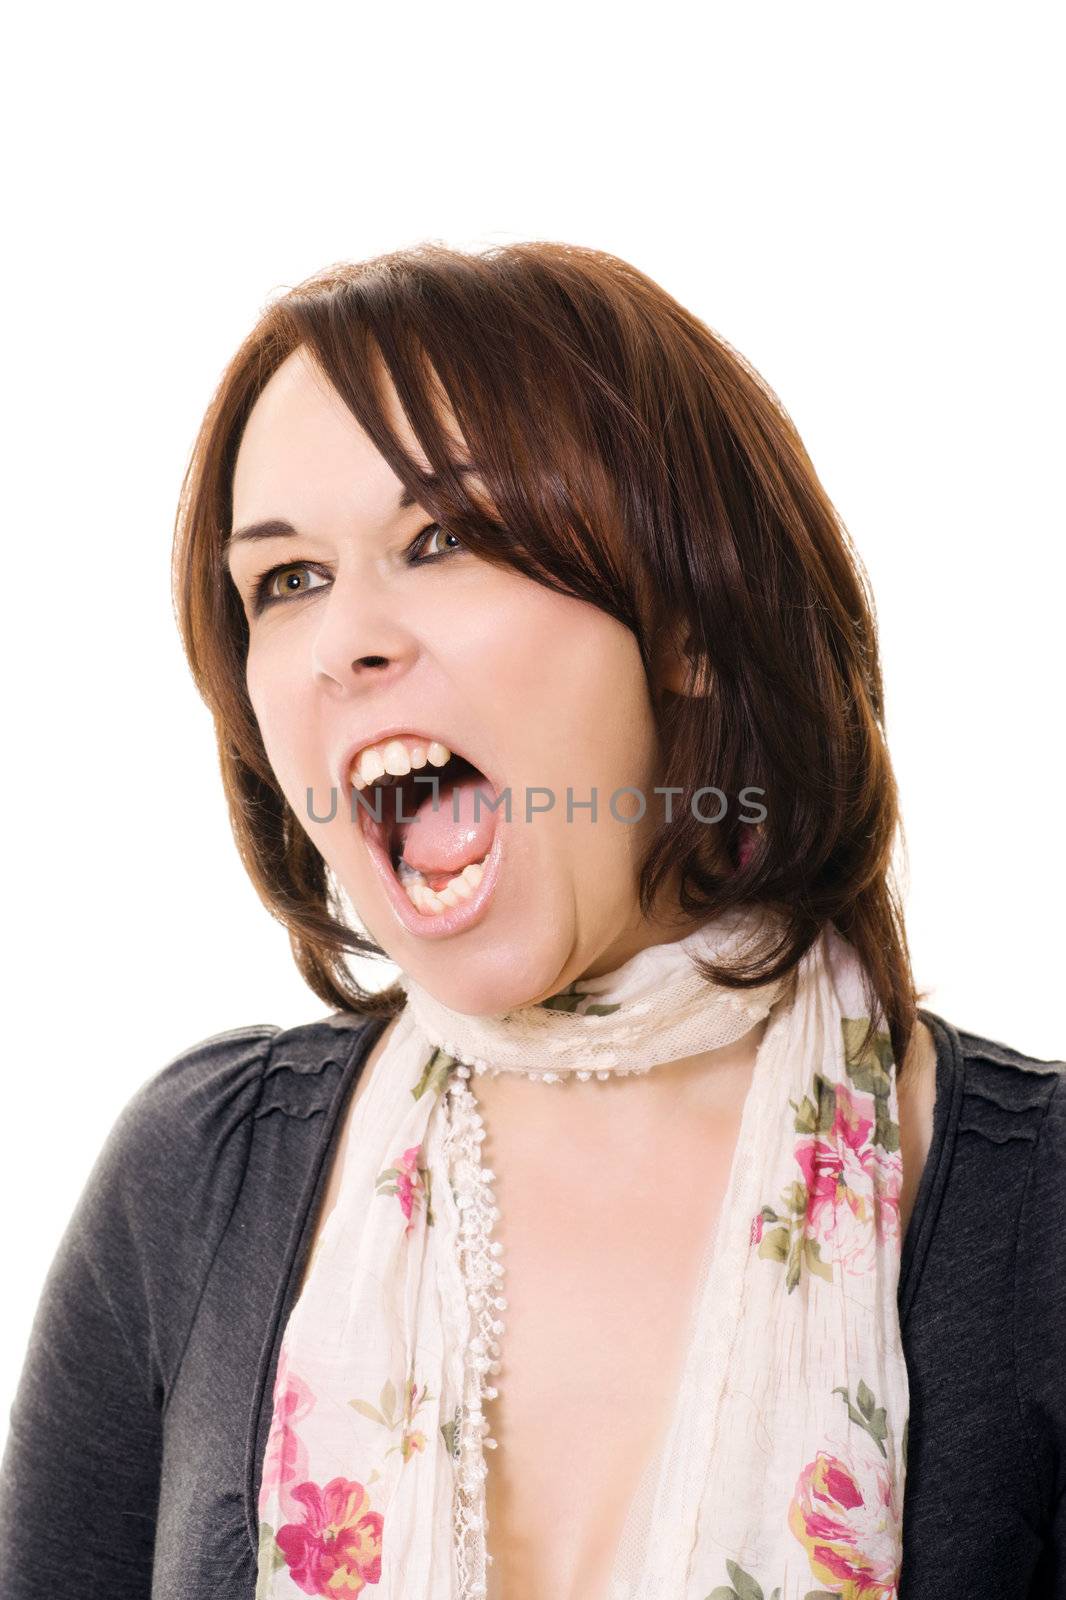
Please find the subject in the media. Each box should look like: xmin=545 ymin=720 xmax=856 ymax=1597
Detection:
xmin=226 ymin=467 xmax=480 ymax=554
xmin=225 ymin=518 xmax=298 ymax=554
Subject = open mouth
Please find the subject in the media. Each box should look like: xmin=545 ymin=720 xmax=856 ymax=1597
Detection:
xmin=356 ymin=750 xmax=500 ymax=919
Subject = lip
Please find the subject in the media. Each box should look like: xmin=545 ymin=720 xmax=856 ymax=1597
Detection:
xmin=336 ymin=726 xmax=505 ymax=940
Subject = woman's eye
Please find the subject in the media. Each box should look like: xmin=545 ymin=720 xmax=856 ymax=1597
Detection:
xmin=247 ymin=524 xmax=463 ymax=613
xmin=252 ymin=562 xmax=329 ymax=610
xmin=412 ymin=522 xmax=464 ymax=561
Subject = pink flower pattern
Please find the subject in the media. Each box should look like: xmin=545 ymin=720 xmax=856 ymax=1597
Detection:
xmin=259 ymin=1344 xmax=316 ymax=1523
xmin=273 ymin=1476 xmax=384 ymax=1595
xmin=795 ymin=1083 xmax=883 ymax=1277
xmin=788 ymin=1432 xmax=902 ymax=1598
xmin=750 ymin=1018 xmax=902 ymax=1292
xmin=709 ymin=1380 xmax=903 ymax=1600
xmin=374 ymin=1142 xmax=432 ymax=1235
xmin=260 ymin=1012 xmax=905 ymax=1596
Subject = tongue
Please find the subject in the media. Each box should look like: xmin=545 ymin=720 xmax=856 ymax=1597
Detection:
xmin=396 ymin=775 xmax=497 ymax=890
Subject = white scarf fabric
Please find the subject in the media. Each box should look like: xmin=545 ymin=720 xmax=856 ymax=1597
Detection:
xmin=255 ymin=908 xmax=909 ymax=1599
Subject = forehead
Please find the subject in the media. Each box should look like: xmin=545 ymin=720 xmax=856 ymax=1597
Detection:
xmin=231 ymin=346 xmax=423 ymax=531
xmin=230 ymin=343 xmax=500 ymax=550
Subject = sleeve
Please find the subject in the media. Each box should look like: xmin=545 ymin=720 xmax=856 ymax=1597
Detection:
xmin=0 ymin=1023 xmax=279 ymax=1598
xmin=1016 ymin=1065 xmax=1066 ymax=1597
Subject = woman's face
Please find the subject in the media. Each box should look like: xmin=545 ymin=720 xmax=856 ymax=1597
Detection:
xmin=227 ymin=346 xmax=694 ymax=1014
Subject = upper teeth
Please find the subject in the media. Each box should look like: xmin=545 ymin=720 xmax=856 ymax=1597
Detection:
xmin=349 ymin=736 xmax=453 ymax=790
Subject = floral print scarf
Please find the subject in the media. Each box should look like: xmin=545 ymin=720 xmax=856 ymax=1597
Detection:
xmin=255 ymin=908 xmax=909 ymax=1599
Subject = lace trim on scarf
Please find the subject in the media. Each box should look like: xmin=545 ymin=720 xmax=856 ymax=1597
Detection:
xmin=442 ymin=1067 xmax=507 ymax=1598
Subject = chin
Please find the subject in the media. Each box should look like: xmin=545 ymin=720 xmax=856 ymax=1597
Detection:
xmin=399 ymin=925 xmax=576 ymax=1019
xmin=343 ymin=848 xmax=590 ymax=1016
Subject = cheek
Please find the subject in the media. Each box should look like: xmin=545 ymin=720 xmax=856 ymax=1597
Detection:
xmin=469 ymin=584 xmax=641 ymax=734
xmin=245 ymin=649 xmax=284 ymax=761
xmin=244 ymin=644 xmax=317 ymax=802
xmin=530 ymin=620 xmax=654 ymax=779
xmin=244 ymin=649 xmax=266 ymax=724
xmin=469 ymin=592 xmax=656 ymax=854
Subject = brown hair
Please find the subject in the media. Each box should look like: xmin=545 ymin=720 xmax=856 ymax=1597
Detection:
xmin=172 ymin=239 xmax=924 ymax=1077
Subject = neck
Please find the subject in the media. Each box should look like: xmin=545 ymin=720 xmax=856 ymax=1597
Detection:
xmin=467 ymin=1014 xmax=770 ymax=1139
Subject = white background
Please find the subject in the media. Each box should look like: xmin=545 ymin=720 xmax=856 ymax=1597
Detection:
xmin=2 ymin=4 xmax=1062 ymax=1447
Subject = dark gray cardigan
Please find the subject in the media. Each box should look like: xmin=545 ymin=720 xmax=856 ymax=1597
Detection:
xmin=1 ymin=1007 xmax=1064 ymax=1597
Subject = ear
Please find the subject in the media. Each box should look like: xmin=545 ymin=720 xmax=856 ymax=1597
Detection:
xmin=653 ymin=620 xmax=713 ymax=698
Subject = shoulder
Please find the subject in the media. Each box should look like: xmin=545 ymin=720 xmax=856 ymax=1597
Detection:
xmin=941 ymin=1024 xmax=1062 ymax=1510
xmin=79 ymin=1021 xmax=280 ymax=1228
xmin=91 ymin=1009 xmax=389 ymax=1218
xmin=923 ymin=1008 xmax=1065 ymax=1126
xmin=65 ymin=1023 xmax=280 ymax=1306
xmin=102 ymin=1010 xmax=383 ymax=1165
xmin=922 ymin=1010 xmax=1065 ymax=1233
xmin=115 ymin=1020 xmax=281 ymax=1145
xmin=944 ymin=1015 xmax=1066 ymax=1251
xmin=63 ymin=1012 xmax=383 ymax=1386
xmin=925 ymin=1014 xmax=1066 ymax=1480
xmin=899 ymin=1021 xmax=1066 ymax=1600
xmin=905 ymin=1012 xmax=1064 ymax=1313
xmin=954 ymin=1025 xmax=1066 ymax=1314
xmin=915 ymin=1017 xmax=1062 ymax=1478
xmin=953 ymin=1016 xmax=1066 ymax=1080
xmin=960 ymin=1027 xmax=1065 ymax=1176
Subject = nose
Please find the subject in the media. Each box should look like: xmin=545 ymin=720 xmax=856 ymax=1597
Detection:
xmin=309 ymin=570 xmax=416 ymax=696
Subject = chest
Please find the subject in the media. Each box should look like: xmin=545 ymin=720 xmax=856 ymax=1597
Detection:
xmin=464 ymin=1042 xmax=934 ymax=1600
xmin=469 ymin=1093 xmax=741 ymax=1600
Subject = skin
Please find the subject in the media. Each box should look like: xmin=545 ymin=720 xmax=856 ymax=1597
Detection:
xmin=228 ymin=344 xmax=704 ymax=1019
xmin=229 ymin=343 xmax=938 ymax=1599
xmin=296 ymin=1008 xmax=936 ymax=1599
xmin=227 ymin=341 xmax=937 ymax=1124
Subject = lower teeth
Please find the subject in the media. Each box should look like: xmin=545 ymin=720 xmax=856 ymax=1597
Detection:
xmin=395 ymin=853 xmax=488 ymax=915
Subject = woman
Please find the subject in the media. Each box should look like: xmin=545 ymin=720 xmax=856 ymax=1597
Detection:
xmin=1 ymin=241 xmax=1062 ymax=1599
